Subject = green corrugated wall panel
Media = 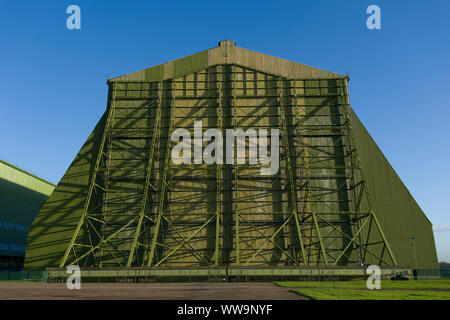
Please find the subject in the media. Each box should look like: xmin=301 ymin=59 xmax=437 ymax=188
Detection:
xmin=112 ymin=49 xmax=209 ymax=82
xmin=23 ymin=113 xmax=107 ymax=270
xmin=350 ymin=108 xmax=438 ymax=270
xmin=144 ymin=64 xmax=164 ymax=81
xmin=173 ymin=50 xmax=209 ymax=79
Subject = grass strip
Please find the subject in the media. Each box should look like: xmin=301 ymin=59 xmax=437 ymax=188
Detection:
xmin=292 ymin=288 xmax=450 ymax=300
xmin=275 ymin=280 xmax=450 ymax=290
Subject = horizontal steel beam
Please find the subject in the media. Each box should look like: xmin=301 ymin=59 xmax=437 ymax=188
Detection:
xmin=46 ymin=266 xmax=412 ymax=278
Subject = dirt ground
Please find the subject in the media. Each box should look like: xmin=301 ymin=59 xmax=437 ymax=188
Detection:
xmin=0 ymin=282 xmax=308 ymax=300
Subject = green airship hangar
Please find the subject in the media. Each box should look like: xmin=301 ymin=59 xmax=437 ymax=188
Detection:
xmin=1 ymin=41 xmax=440 ymax=281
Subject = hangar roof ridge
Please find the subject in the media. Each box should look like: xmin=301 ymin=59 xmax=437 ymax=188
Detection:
xmin=110 ymin=40 xmax=343 ymax=82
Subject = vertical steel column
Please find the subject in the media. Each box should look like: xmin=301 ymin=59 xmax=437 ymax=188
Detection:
xmin=148 ymin=80 xmax=175 ymax=267
xmin=338 ymin=78 xmax=363 ymax=264
xmin=277 ymin=79 xmax=306 ymax=265
xmin=294 ymin=81 xmax=328 ymax=265
xmin=215 ymin=69 xmax=223 ymax=266
xmin=340 ymin=78 xmax=397 ymax=265
xmin=127 ymin=81 xmax=163 ymax=266
xmin=231 ymin=66 xmax=240 ymax=265
xmin=98 ymin=88 xmax=115 ymax=267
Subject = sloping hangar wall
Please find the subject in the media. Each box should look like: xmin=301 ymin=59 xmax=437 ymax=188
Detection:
xmin=24 ymin=41 xmax=438 ymax=272
xmin=350 ymin=110 xmax=438 ymax=270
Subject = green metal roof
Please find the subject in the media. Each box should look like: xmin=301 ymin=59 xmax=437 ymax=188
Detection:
xmin=110 ymin=40 xmax=343 ymax=82
xmin=0 ymin=160 xmax=55 ymax=196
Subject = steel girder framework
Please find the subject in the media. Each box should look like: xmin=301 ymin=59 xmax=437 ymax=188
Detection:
xmin=58 ymin=64 xmax=396 ymax=268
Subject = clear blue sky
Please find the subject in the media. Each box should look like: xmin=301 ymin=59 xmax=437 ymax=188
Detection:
xmin=1 ymin=1 xmax=449 ymax=261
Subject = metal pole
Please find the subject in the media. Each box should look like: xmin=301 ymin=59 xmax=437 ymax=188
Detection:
xmin=411 ymin=235 xmax=418 ymax=269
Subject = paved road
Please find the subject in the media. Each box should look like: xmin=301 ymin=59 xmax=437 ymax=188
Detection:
xmin=0 ymin=282 xmax=308 ymax=300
